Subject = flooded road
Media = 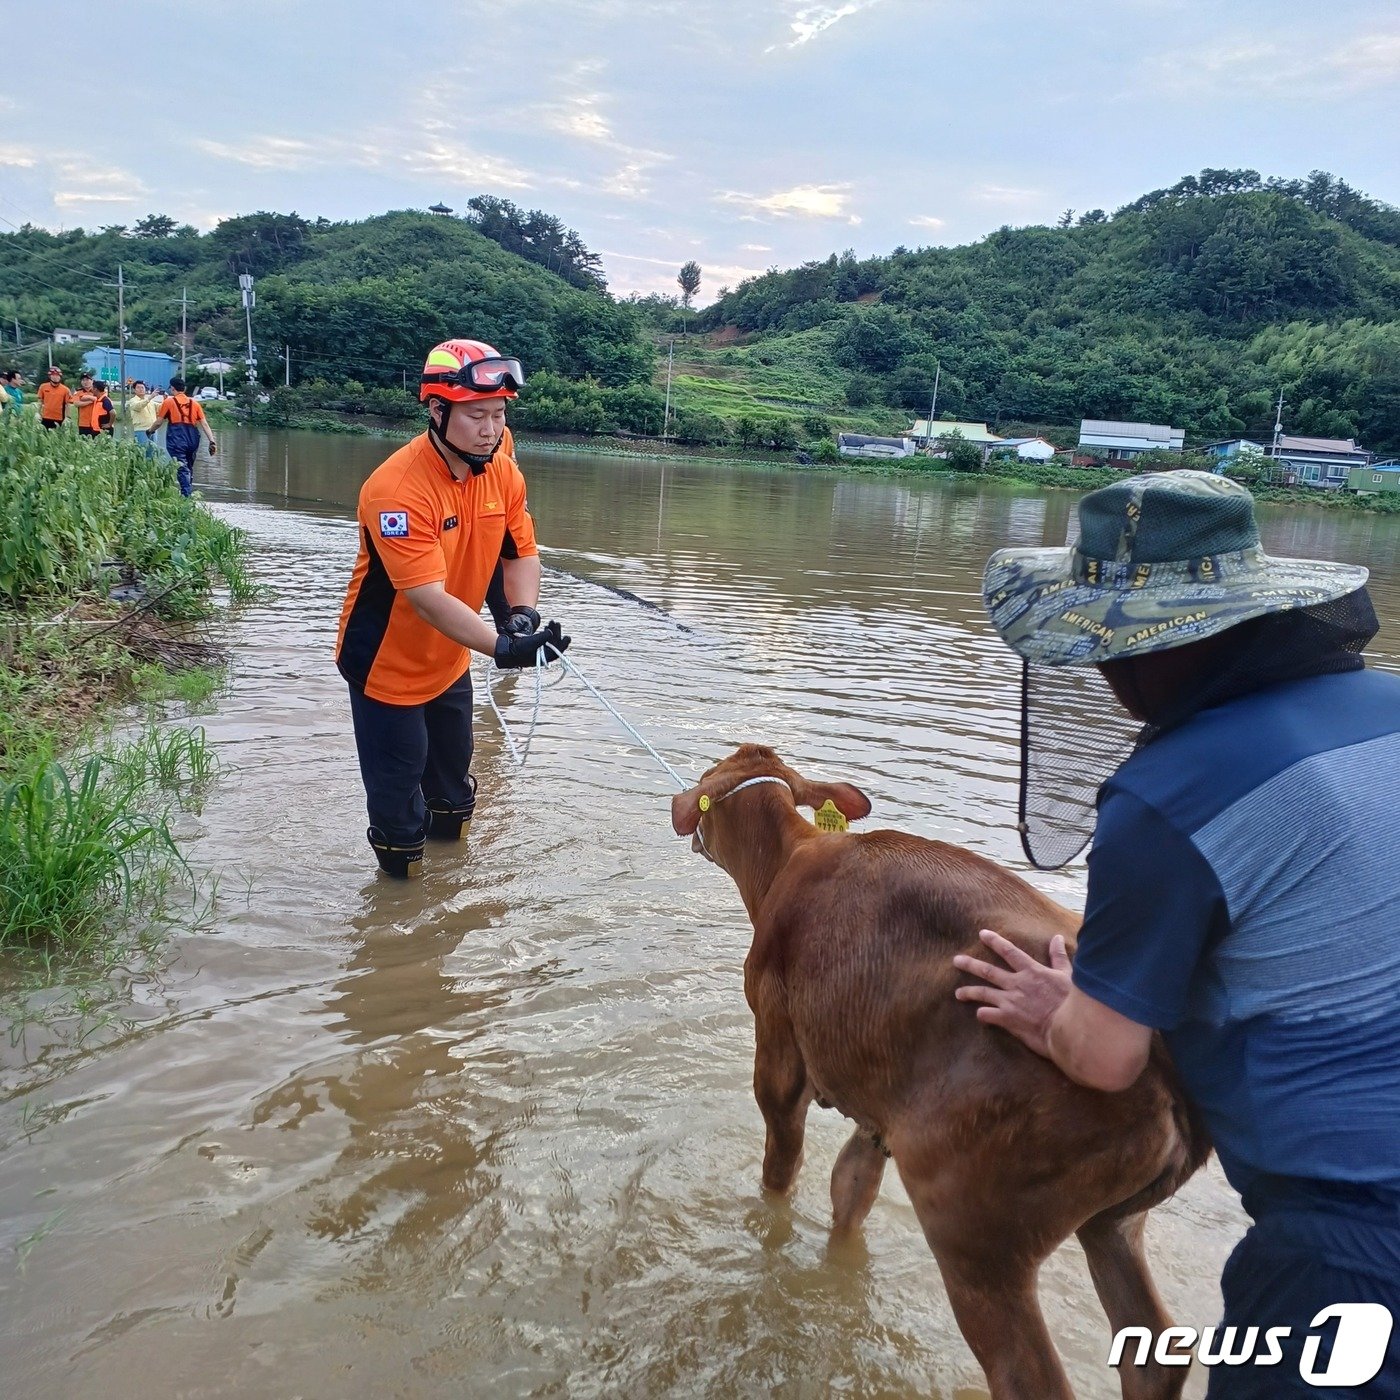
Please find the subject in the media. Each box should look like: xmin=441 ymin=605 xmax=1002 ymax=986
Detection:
xmin=3 ymin=429 xmax=1398 ymax=1399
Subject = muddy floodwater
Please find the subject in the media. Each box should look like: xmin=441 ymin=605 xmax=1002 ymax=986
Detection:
xmin=4 ymin=429 xmax=1399 ymax=1400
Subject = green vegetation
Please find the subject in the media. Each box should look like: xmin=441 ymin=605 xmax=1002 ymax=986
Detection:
xmin=1 ymin=207 xmax=649 ymax=399
xmin=9 ymin=171 xmax=1395 ymax=462
xmin=701 ymin=169 xmax=1400 ymax=458
xmin=0 ymin=416 xmax=248 ymax=1000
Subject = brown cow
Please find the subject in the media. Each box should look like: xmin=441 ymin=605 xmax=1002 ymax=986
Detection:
xmin=672 ymin=744 xmax=1211 ymax=1400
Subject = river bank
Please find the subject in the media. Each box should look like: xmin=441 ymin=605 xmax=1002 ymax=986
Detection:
xmin=0 ymin=416 xmax=256 ymax=1024
xmin=209 ymin=406 xmax=1400 ymax=514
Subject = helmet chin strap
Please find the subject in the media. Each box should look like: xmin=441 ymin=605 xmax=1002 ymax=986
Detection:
xmin=428 ymin=401 xmax=503 ymax=475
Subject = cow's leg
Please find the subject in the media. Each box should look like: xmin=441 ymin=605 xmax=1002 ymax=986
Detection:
xmin=1077 ymin=1209 xmax=1186 ymax=1400
xmin=899 ymin=1158 xmax=1073 ymax=1400
xmin=753 ymin=1009 xmax=811 ymax=1196
xmin=934 ymin=1248 xmax=1074 ymax=1400
xmin=830 ymin=1128 xmax=887 ymax=1235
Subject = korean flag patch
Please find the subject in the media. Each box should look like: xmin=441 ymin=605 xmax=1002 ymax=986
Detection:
xmin=379 ymin=510 xmax=409 ymax=539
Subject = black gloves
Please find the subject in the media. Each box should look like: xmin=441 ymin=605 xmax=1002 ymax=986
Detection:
xmin=499 ymin=604 xmax=541 ymax=637
xmin=493 ymin=619 xmax=570 ymax=670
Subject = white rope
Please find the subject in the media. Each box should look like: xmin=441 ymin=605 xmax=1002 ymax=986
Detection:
xmin=483 ymin=643 xmax=688 ymax=791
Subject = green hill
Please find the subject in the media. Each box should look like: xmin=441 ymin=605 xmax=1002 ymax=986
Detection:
xmin=0 ymin=208 xmax=651 ymax=395
xmin=697 ymin=169 xmax=1400 ymax=456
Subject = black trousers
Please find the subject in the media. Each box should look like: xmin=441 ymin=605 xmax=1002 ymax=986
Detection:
xmin=347 ymin=670 xmax=475 ymax=846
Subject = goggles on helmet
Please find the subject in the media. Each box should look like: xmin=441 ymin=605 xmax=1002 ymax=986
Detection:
xmin=422 ymin=356 xmax=526 ymax=394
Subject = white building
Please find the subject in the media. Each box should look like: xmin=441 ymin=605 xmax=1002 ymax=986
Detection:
xmin=1077 ymin=419 xmax=1185 ymax=460
xmin=990 ymin=436 xmax=1058 ymax=462
xmin=52 ymin=328 xmax=104 ymax=345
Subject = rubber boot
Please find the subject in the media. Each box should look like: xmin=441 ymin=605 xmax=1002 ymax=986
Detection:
xmin=368 ymin=826 xmax=425 ymax=879
xmin=425 ymin=775 xmax=477 ymax=842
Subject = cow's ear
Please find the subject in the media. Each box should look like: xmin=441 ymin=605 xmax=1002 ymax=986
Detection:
xmin=671 ymin=786 xmax=704 ymax=837
xmin=797 ymin=779 xmax=871 ymax=822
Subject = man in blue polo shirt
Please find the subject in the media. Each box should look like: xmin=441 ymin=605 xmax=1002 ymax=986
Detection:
xmin=958 ymin=471 xmax=1399 ymax=1396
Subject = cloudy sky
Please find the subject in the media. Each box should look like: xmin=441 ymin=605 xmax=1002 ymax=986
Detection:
xmin=2 ymin=0 xmax=1397 ymax=302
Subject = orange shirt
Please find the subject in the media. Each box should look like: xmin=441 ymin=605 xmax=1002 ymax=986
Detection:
xmin=156 ymin=393 xmax=206 ymax=427
xmin=37 ymin=381 xmax=73 ymax=422
xmin=75 ymin=391 xmax=103 ymax=431
xmin=335 ymin=429 xmax=539 ymax=705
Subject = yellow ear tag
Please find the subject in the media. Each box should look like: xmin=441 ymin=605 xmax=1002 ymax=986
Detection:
xmin=698 ymin=795 xmax=711 ymax=813
xmin=813 ymin=799 xmax=848 ymax=833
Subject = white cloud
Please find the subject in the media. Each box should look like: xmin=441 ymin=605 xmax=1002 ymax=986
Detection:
xmin=776 ymin=0 xmax=889 ymax=50
xmin=542 ymin=92 xmax=615 ymax=143
xmin=908 ymin=214 xmax=945 ymax=230
xmin=717 ymin=182 xmax=861 ymax=222
xmin=600 ymin=161 xmax=654 ymax=198
xmin=54 ymin=192 xmax=140 ymax=208
xmin=974 ymin=183 xmax=1042 ymax=204
xmin=196 ymin=127 xmax=535 ymax=191
xmin=195 ymin=136 xmax=323 ymax=171
xmin=1153 ymin=29 xmax=1400 ymax=96
xmin=0 ymin=150 xmax=36 ymax=169
xmin=50 ymin=159 xmax=148 ymax=209
xmin=740 ymin=242 xmax=773 ymax=251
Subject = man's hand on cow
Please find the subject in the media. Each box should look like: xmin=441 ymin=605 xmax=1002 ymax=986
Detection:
xmin=953 ymin=929 xmax=1072 ymax=1059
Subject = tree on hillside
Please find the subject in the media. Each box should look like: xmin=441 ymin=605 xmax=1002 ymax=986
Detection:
xmin=465 ymin=196 xmax=607 ymax=292
xmin=677 ymin=261 xmax=702 ymax=338
xmin=133 ymin=214 xmax=180 ymax=239
xmin=210 ymin=212 xmax=313 ymax=276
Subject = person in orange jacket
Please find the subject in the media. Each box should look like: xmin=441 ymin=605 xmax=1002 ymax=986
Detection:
xmin=73 ymin=372 xmax=103 ymax=437
xmin=334 ymin=338 xmax=570 ymax=878
xmin=36 ymin=366 xmax=73 ymax=429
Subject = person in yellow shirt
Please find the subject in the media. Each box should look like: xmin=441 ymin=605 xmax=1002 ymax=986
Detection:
xmin=127 ymin=379 xmax=159 ymax=457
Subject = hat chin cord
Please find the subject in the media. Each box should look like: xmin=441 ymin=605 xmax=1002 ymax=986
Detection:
xmin=428 ymin=401 xmax=501 ymax=476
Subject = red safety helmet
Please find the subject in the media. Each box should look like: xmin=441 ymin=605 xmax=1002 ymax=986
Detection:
xmin=419 ymin=339 xmax=525 ymax=404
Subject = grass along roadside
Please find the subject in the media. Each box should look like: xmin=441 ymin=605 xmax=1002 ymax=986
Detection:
xmin=0 ymin=414 xmax=254 ymax=1039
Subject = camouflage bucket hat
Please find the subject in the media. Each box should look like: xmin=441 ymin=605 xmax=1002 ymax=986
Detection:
xmin=983 ymin=471 xmax=1370 ymax=667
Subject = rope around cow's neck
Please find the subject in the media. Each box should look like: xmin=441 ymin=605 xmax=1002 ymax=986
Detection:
xmin=483 ymin=643 xmax=689 ymax=790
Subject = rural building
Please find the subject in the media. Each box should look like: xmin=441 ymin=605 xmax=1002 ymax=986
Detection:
xmin=1077 ymin=419 xmax=1185 ymax=461
xmin=1201 ymin=440 xmax=1268 ymax=470
xmin=1347 ymin=462 xmax=1400 ymax=496
xmin=909 ymin=419 xmax=1003 ymax=448
xmin=1270 ymin=435 xmax=1372 ymax=489
xmin=52 ymin=327 xmax=104 ymax=346
xmin=82 ymin=347 xmax=176 ymax=391
xmin=990 ymin=436 xmax=1058 ymax=462
xmin=838 ymin=433 xmax=917 ymax=459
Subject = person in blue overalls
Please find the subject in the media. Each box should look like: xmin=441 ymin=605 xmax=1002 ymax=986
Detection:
xmin=152 ymin=376 xmax=218 ymax=495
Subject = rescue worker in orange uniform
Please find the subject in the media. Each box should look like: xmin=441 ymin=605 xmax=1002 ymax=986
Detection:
xmin=335 ymin=339 xmax=570 ymax=878
xmin=37 ymin=366 xmax=73 ymax=429
xmin=153 ymin=377 xmax=218 ymax=495
xmin=73 ymin=372 xmax=104 ymax=436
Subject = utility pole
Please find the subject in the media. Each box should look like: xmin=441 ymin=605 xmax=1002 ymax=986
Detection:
xmin=1268 ymin=388 xmax=1286 ymax=485
xmin=284 ymin=343 xmax=290 ymax=387
xmin=13 ymin=315 xmax=19 ymax=348
xmin=180 ymin=286 xmax=188 ymax=378
xmin=116 ymin=264 xmax=128 ymax=430
xmin=925 ymin=361 xmax=941 ymax=450
xmin=661 ymin=339 xmax=675 ymax=440
xmin=239 ymin=273 xmax=256 ymax=387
